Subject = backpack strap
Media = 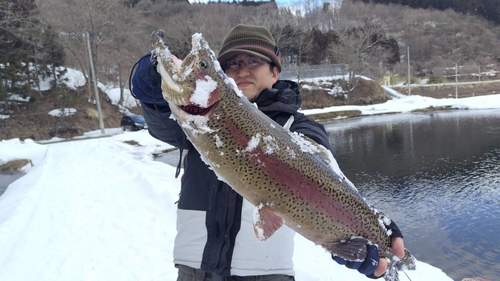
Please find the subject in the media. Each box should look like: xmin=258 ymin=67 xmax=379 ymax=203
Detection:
xmin=282 ymin=115 xmax=294 ymax=130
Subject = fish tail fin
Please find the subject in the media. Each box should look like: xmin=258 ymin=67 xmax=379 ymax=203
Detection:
xmin=384 ymin=248 xmax=416 ymax=281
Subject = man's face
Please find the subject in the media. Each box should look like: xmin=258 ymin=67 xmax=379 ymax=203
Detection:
xmin=223 ymin=54 xmax=279 ymax=102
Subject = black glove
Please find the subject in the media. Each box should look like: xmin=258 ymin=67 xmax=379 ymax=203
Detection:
xmin=386 ymin=220 xmax=403 ymax=239
xmin=332 ymin=219 xmax=403 ymax=279
xmin=332 ymin=244 xmax=380 ymax=279
xmin=149 ymin=51 xmax=162 ymax=88
xmin=130 ymin=52 xmax=166 ymax=105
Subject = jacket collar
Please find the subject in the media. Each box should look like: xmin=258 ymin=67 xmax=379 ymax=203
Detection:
xmin=254 ymin=80 xmax=302 ymax=115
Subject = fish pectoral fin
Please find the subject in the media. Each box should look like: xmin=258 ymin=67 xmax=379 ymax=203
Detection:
xmin=323 ymin=237 xmax=370 ymax=261
xmin=253 ymin=205 xmax=284 ymax=241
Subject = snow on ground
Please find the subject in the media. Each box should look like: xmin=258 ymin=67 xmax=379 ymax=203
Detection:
xmin=2 ymin=67 xmax=137 ymax=120
xmin=48 ymin=108 xmax=77 ymax=117
xmin=98 ymin=83 xmax=139 ymax=109
xmin=301 ymin=91 xmax=500 ymax=117
xmin=37 ymin=67 xmax=86 ymax=91
xmin=0 ymin=131 xmax=452 ymax=281
xmin=0 ymin=134 xmax=176 ymax=281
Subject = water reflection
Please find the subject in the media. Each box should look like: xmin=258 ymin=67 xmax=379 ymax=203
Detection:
xmin=325 ymin=109 xmax=500 ymax=281
xmin=0 ymin=171 xmax=26 ymax=197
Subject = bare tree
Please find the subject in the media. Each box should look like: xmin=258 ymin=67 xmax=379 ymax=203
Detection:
xmin=330 ymin=21 xmax=392 ymax=95
xmin=36 ymin=0 xmax=143 ymax=91
xmin=30 ymin=0 xmax=500 ymax=91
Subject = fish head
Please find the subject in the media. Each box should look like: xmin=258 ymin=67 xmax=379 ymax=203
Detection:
xmin=151 ymin=31 xmax=233 ymax=121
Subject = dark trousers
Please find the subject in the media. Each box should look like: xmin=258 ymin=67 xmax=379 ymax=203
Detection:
xmin=176 ymin=264 xmax=295 ymax=281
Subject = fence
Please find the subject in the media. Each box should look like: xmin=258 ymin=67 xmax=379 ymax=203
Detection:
xmin=280 ymin=64 xmax=348 ymax=80
xmin=429 ymin=65 xmax=499 ymax=83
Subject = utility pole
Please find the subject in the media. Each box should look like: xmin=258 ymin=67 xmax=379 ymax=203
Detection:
xmin=452 ymin=47 xmax=461 ymax=99
xmin=455 ymin=62 xmax=458 ymax=99
xmin=85 ymin=31 xmax=105 ymax=134
xmin=407 ymin=46 xmax=411 ymax=96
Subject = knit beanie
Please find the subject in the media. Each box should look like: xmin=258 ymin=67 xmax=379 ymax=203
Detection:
xmin=218 ymin=24 xmax=282 ymax=72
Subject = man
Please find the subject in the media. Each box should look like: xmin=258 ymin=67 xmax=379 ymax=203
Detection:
xmin=131 ymin=24 xmax=404 ymax=281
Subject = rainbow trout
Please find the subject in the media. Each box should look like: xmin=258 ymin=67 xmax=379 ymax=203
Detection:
xmin=150 ymin=30 xmax=416 ymax=280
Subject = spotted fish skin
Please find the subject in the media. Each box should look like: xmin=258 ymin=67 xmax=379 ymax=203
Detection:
xmin=150 ymin=30 xmax=416 ymax=281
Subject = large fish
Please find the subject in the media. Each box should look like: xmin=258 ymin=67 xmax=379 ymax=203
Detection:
xmin=150 ymin=30 xmax=416 ymax=280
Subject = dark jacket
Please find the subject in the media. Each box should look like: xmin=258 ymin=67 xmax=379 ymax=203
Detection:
xmin=131 ymin=53 xmax=332 ymax=276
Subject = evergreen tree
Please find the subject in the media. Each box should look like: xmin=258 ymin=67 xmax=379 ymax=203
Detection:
xmin=1 ymin=0 xmax=67 ymax=95
xmin=0 ymin=29 xmax=31 ymax=107
xmin=40 ymin=25 xmax=67 ymax=89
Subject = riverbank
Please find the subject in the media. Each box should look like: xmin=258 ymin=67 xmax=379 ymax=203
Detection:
xmin=302 ymin=91 xmax=500 ymax=123
xmin=391 ymin=79 xmax=500 ymax=99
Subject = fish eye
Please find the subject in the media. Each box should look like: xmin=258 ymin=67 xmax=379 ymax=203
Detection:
xmin=199 ymin=58 xmax=212 ymax=70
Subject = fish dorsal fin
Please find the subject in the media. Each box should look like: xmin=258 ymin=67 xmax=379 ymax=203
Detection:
xmin=253 ymin=204 xmax=284 ymax=241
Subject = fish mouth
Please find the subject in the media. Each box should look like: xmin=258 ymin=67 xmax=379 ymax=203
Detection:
xmin=179 ymin=101 xmax=219 ymax=116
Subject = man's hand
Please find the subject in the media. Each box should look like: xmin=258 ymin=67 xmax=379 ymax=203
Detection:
xmin=332 ymin=244 xmax=381 ymax=278
xmin=130 ymin=51 xmax=166 ymax=104
xmin=374 ymin=219 xmax=405 ymax=277
xmin=372 ymin=236 xmax=405 ymax=277
xmin=333 ymin=220 xmax=405 ymax=279
xmin=149 ymin=52 xmax=162 ymax=88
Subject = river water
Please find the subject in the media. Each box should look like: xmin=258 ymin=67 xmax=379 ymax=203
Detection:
xmin=0 ymin=171 xmax=25 ymax=197
xmin=324 ymin=109 xmax=500 ymax=281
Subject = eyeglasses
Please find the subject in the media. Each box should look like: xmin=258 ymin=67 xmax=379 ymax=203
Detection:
xmin=223 ymin=57 xmax=266 ymax=72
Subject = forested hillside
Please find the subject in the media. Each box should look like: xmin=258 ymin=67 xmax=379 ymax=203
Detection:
xmin=3 ymin=0 xmax=499 ymax=93
xmin=353 ymin=0 xmax=500 ymax=25
xmin=1 ymin=0 xmax=499 ymax=139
